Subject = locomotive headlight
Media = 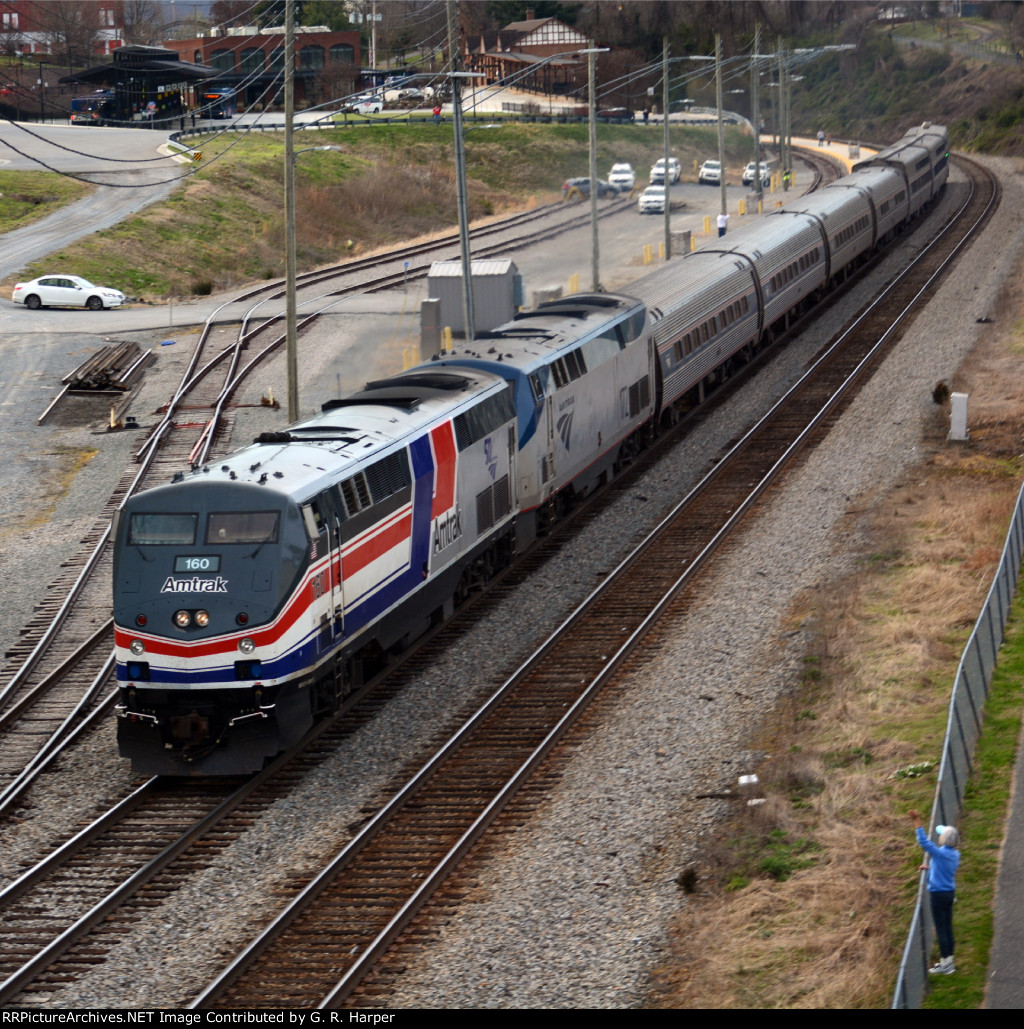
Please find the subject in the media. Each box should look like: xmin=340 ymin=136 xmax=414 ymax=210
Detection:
xmin=195 ymin=609 xmax=210 ymax=627
xmin=238 ymin=637 xmax=256 ymax=655
xmin=173 ymin=610 xmax=192 ymax=628
xmin=129 ymin=639 xmax=145 ymax=656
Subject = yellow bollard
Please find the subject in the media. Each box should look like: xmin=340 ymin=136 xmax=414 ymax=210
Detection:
xmin=659 ymin=241 xmax=665 ymax=259
xmin=643 ymin=243 xmax=652 ymax=264
xmin=691 ymin=234 xmax=697 ymax=252
xmin=568 ymin=273 xmax=580 ymax=294
xmin=443 ymin=326 xmax=453 ymax=352
xmin=703 ymin=215 xmax=712 ymax=235
xmin=738 ymin=198 xmax=746 ymax=216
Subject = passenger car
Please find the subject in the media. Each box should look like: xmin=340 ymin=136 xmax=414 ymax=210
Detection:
xmin=562 ymin=177 xmax=615 ymax=200
xmin=636 ymin=184 xmax=666 ymax=214
xmin=608 ymin=163 xmax=636 ymax=191
xmin=12 ymin=275 xmax=126 ymax=310
xmin=344 ymin=95 xmax=384 ymax=114
xmin=649 ymin=157 xmax=681 ymax=184
xmin=743 ymin=161 xmax=771 ymax=187
xmin=698 ymin=159 xmax=722 ymax=185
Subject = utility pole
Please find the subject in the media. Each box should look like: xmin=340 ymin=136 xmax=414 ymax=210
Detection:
xmin=715 ymin=34 xmax=726 ymax=220
xmin=751 ymin=23 xmax=763 ymax=207
xmin=588 ymin=44 xmax=600 ymax=292
xmin=446 ymin=0 xmax=474 ymax=341
xmin=662 ymin=37 xmax=670 ymax=259
xmin=284 ymin=0 xmax=298 ymax=421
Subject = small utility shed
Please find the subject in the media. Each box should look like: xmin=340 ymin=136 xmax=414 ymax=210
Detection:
xmin=427 ymin=259 xmax=523 ymax=336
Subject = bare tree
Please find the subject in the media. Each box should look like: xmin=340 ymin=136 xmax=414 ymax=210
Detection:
xmin=210 ymin=1 xmax=255 ymax=31
xmin=118 ymin=0 xmax=168 ymax=46
xmin=35 ymin=1 xmax=103 ymax=69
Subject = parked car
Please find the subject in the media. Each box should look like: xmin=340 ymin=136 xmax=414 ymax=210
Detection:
xmin=636 ymin=184 xmax=666 ymax=214
xmin=608 ymin=162 xmax=636 ymax=192
xmin=344 ymin=94 xmax=384 ymax=114
xmin=649 ymin=157 xmax=681 ymax=184
xmin=698 ymin=159 xmax=723 ymax=185
xmin=562 ymin=177 xmax=616 ymax=200
xmin=12 ymin=274 xmax=125 ymax=311
xmin=743 ymin=160 xmax=771 ymax=187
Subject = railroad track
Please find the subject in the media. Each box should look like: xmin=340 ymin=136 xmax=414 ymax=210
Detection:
xmin=0 ymin=157 xmax=993 ymax=1007
xmin=0 ymin=196 xmax=630 ymax=812
xmin=195 ymin=157 xmax=998 ymax=1010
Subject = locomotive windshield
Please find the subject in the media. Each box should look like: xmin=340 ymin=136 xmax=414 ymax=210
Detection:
xmin=127 ymin=513 xmax=197 ymax=545
xmin=205 ymin=511 xmax=280 ymax=544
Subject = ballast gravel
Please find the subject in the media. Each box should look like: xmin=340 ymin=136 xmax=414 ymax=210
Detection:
xmin=3 ymin=156 xmax=1023 ymax=1009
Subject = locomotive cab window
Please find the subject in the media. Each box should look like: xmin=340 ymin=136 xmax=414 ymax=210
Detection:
xmin=205 ymin=511 xmax=279 ymax=544
xmin=128 ymin=513 xmax=197 ymax=546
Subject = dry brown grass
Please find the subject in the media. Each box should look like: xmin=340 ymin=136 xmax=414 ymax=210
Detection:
xmin=645 ymin=257 xmax=1024 ymax=1010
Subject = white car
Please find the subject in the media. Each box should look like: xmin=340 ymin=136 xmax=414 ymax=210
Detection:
xmin=743 ymin=161 xmax=771 ymax=187
xmin=345 ymin=95 xmax=384 ymax=114
xmin=649 ymin=157 xmax=681 ymax=184
xmin=637 ymin=184 xmax=666 ymax=214
xmin=698 ymin=159 xmax=723 ymax=185
xmin=12 ymin=274 xmax=125 ymax=311
xmin=608 ymin=162 xmax=636 ymax=192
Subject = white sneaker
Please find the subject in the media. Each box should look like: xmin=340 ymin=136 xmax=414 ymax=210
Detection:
xmin=929 ymin=957 xmax=956 ymax=975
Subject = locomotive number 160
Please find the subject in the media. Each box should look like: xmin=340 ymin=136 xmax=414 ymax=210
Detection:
xmin=174 ymin=555 xmax=221 ymax=572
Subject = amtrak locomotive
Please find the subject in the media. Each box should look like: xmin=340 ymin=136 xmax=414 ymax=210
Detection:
xmin=113 ymin=124 xmax=948 ymax=775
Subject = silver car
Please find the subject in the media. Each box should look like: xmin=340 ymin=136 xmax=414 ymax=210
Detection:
xmin=12 ymin=274 xmax=125 ymax=310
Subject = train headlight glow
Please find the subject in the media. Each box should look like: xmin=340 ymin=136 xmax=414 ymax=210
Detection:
xmin=174 ymin=610 xmax=192 ymax=628
xmin=195 ymin=609 xmax=210 ymax=627
xmin=129 ymin=639 xmax=145 ymax=656
xmin=238 ymin=637 xmax=256 ymax=655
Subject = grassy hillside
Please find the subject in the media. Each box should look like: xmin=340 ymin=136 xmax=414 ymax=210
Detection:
xmin=1 ymin=121 xmax=753 ymax=300
xmin=789 ymin=29 xmax=1024 ymax=155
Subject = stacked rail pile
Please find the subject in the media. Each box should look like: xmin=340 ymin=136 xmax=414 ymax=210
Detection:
xmin=39 ymin=342 xmax=155 ymax=426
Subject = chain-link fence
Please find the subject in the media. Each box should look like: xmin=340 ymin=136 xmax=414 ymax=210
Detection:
xmin=892 ymin=479 xmax=1024 ymax=1008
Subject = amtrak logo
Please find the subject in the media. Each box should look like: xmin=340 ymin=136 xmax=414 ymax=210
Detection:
xmin=483 ymin=437 xmax=498 ymax=480
xmin=161 ymin=576 xmax=229 ymax=594
xmin=556 ymin=410 xmax=574 ymax=450
xmin=433 ymin=507 xmax=463 ymax=554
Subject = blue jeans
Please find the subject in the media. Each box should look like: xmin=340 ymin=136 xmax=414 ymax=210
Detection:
xmin=930 ymin=890 xmax=955 ymax=957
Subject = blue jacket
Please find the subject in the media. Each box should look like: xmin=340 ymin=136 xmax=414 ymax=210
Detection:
xmin=917 ymin=827 xmax=960 ymax=892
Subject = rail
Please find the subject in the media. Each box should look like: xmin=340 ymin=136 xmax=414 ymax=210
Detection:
xmin=892 ymin=478 xmax=1024 ymax=1008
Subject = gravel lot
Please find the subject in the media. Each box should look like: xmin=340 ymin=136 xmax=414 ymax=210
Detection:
xmin=3 ymin=156 xmax=1022 ymax=1008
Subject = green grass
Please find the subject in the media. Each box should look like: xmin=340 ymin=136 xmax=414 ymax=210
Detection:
xmin=0 ymin=171 xmax=93 ymax=233
xmin=919 ymin=596 xmax=1024 ymax=1008
xmin=0 ymin=120 xmax=756 ymax=300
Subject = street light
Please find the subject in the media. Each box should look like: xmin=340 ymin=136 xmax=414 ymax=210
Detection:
xmin=447 ymin=48 xmax=605 ymax=327
xmin=584 ymin=46 xmax=610 ymax=292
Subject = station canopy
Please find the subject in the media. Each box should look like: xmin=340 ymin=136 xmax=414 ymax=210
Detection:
xmin=60 ymin=44 xmax=214 ymax=88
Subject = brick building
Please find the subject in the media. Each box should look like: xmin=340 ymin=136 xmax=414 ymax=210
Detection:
xmin=0 ymin=0 xmax=123 ymax=57
xmin=161 ymin=25 xmax=362 ymax=110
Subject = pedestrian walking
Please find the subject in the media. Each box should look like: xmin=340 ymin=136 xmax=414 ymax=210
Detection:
xmin=910 ymin=809 xmax=961 ymax=975
xmin=643 ymin=108 xmax=649 ymax=126
xmin=717 ymin=211 xmax=729 ymax=237
xmin=817 ymin=128 xmax=825 ymax=147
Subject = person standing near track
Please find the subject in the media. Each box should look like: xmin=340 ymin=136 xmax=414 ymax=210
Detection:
xmin=909 ymin=809 xmax=961 ymax=974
